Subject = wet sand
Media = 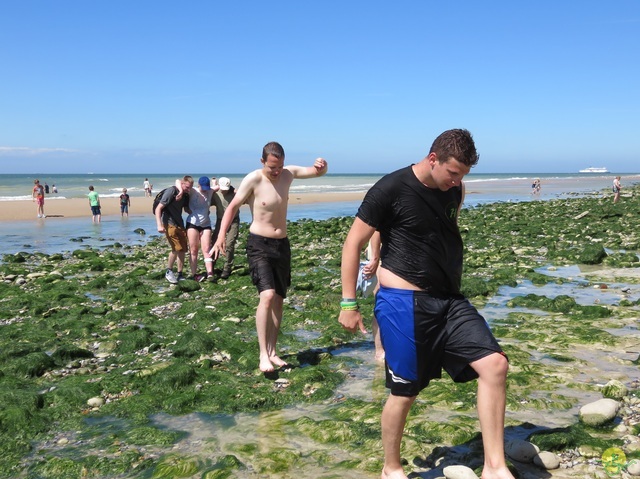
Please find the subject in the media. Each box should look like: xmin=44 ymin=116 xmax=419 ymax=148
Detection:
xmin=0 ymin=192 xmax=366 ymax=222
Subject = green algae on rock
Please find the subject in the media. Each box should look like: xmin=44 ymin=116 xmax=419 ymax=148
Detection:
xmin=0 ymin=186 xmax=639 ymax=478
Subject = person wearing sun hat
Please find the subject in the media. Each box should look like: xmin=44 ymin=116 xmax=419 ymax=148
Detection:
xmin=212 ymin=177 xmax=240 ymax=280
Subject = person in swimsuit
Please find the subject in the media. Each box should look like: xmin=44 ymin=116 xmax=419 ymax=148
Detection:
xmin=339 ymin=129 xmax=515 ymax=479
xmin=613 ymin=176 xmax=622 ymax=203
xmin=211 ymin=141 xmax=328 ymax=373
xmin=32 ymin=179 xmax=45 ymax=218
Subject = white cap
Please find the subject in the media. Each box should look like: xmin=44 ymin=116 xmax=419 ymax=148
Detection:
xmin=218 ymin=177 xmax=231 ymax=191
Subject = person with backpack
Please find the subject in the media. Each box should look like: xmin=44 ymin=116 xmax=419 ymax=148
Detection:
xmin=154 ymin=176 xmax=193 ymax=284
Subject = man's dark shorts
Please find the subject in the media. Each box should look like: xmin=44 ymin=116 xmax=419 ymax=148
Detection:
xmin=246 ymin=233 xmax=291 ymax=298
xmin=374 ymin=286 xmax=507 ymax=397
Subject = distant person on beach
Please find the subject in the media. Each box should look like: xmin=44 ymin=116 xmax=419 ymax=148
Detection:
xmin=44 ymin=183 xmax=50 ymax=194
xmin=338 ymin=129 xmax=514 ymax=479
xmin=185 ymin=176 xmax=216 ymax=282
xmin=613 ymin=176 xmax=622 ymax=203
xmin=52 ymin=184 xmax=58 ymax=194
xmin=211 ymin=142 xmax=328 ymax=373
xmin=144 ymin=178 xmax=152 ymax=197
xmin=32 ymin=179 xmax=45 ymax=218
xmin=212 ymin=177 xmax=240 ymax=280
xmin=155 ymin=176 xmax=193 ymax=284
xmin=531 ymin=178 xmax=541 ymax=196
xmin=119 ymin=188 xmax=131 ymax=217
xmin=88 ymin=185 xmax=101 ymax=223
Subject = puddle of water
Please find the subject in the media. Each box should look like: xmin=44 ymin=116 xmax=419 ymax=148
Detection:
xmin=152 ymin=410 xmax=376 ymax=478
xmin=484 ymin=279 xmax=639 ymax=310
xmin=287 ymin=329 xmax=322 ymax=341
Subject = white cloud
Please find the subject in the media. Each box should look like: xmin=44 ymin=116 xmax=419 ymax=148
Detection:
xmin=0 ymin=147 xmax=80 ymax=156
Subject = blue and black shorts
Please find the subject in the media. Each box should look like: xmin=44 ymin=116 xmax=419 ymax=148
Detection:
xmin=374 ymin=286 xmax=506 ymax=397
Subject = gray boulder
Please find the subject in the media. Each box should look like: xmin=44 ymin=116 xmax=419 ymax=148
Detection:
xmin=579 ymin=398 xmax=619 ymax=426
xmin=443 ymin=465 xmax=478 ymax=479
xmin=533 ymin=451 xmax=560 ymax=470
xmin=505 ymin=439 xmax=540 ymax=463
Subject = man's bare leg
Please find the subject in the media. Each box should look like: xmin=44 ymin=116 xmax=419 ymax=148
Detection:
xmin=372 ymin=315 xmax=385 ymax=362
xmin=256 ymin=289 xmax=277 ymax=372
xmin=187 ymin=229 xmax=200 ymax=276
xmin=201 ymin=231 xmax=214 ymax=276
xmin=381 ymin=394 xmax=415 ymax=479
xmin=471 ymin=352 xmax=516 ymax=479
xmin=267 ymin=295 xmax=287 ymax=367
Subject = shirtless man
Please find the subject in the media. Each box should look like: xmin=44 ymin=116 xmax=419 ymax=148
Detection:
xmin=211 ymin=141 xmax=328 ymax=372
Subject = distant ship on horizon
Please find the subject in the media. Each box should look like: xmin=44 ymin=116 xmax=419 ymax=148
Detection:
xmin=579 ymin=167 xmax=609 ymax=173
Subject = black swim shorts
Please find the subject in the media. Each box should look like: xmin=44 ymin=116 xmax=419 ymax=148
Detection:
xmin=246 ymin=233 xmax=291 ymax=298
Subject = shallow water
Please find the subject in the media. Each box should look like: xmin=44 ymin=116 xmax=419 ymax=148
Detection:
xmin=146 ymin=274 xmax=638 ymax=478
xmin=151 ymin=344 xmax=388 ymax=478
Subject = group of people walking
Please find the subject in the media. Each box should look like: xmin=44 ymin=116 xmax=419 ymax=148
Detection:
xmin=30 ymin=134 xmax=630 ymax=479
xmin=157 ymin=133 xmax=514 ymax=479
xmin=154 ymin=175 xmax=240 ymax=284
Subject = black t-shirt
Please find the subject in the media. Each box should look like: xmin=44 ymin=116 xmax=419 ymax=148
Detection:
xmin=356 ymin=165 xmax=463 ymax=294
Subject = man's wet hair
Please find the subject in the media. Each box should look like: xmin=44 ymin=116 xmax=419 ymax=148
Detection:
xmin=429 ymin=129 xmax=479 ymax=167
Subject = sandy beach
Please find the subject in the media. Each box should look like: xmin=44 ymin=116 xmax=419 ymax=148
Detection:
xmin=0 ymin=192 xmax=366 ymax=222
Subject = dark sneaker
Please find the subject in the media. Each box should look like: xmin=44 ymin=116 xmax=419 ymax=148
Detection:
xmin=165 ymin=269 xmax=178 ymax=284
xmin=193 ymin=273 xmax=205 ymax=282
xmin=177 ymin=273 xmax=186 ymax=281
xmin=220 ymin=270 xmax=231 ymax=280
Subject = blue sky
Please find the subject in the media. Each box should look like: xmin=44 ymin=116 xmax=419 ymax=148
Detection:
xmin=1 ymin=1 xmax=638 ymax=174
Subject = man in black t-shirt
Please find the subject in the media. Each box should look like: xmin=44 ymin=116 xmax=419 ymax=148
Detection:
xmin=339 ymin=129 xmax=514 ymax=479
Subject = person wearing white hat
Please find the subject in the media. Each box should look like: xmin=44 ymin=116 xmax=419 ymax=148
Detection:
xmin=212 ymin=177 xmax=239 ymax=279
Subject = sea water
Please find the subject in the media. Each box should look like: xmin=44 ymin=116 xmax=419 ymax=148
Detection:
xmin=1 ymin=172 xmax=637 ymax=257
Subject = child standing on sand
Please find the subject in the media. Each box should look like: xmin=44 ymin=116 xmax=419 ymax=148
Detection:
xmin=120 ymin=188 xmax=131 ymax=217
xmin=88 ymin=185 xmax=101 ymax=223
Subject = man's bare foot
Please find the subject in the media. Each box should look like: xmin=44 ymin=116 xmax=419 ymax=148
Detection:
xmin=269 ymin=355 xmax=288 ymax=368
xmin=259 ymin=356 xmax=275 ymax=373
xmin=481 ymin=465 xmax=516 ymax=479
xmin=381 ymin=467 xmax=408 ymax=479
